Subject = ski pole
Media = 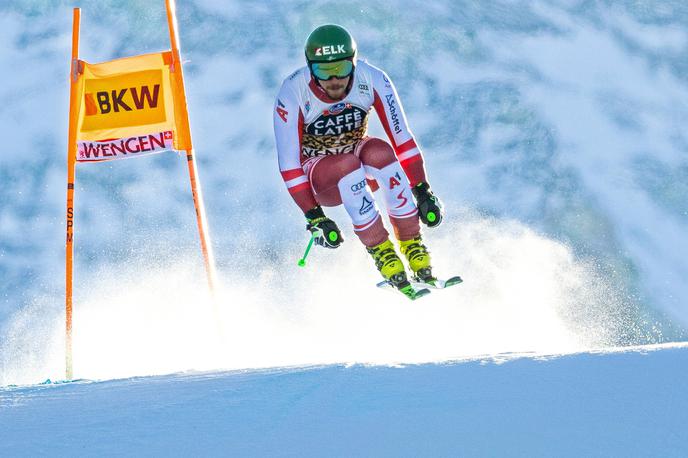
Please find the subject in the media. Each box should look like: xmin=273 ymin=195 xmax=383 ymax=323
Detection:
xmin=298 ymin=234 xmax=315 ymax=267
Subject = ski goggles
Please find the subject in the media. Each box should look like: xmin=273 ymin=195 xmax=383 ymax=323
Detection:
xmin=310 ymin=59 xmax=355 ymax=81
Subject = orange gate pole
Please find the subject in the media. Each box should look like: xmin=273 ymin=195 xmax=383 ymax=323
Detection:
xmin=165 ymin=0 xmax=217 ymax=293
xmin=65 ymin=7 xmax=81 ymax=381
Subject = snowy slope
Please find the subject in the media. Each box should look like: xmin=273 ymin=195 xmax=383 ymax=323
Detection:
xmin=0 ymin=218 xmax=658 ymax=387
xmin=2 ymin=344 xmax=687 ymax=457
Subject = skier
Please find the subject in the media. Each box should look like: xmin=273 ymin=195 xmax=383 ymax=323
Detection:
xmin=274 ymin=24 xmax=445 ymax=299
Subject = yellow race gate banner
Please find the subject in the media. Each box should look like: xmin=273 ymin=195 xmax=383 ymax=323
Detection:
xmin=65 ymin=1 xmax=216 ymax=380
xmin=75 ymin=52 xmax=189 ymax=161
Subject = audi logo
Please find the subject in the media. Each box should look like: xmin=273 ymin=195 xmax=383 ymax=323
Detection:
xmin=351 ymin=180 xmax=367 ymax=192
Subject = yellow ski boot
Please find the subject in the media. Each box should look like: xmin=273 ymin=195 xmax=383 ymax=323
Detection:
xmin=399 ymin=236 xmax=436 ymax=285
xmin=367 ymin=239 xmax=416 ymax=298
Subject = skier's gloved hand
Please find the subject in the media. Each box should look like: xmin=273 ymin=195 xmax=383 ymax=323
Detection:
xmin=412 ymin=182 xmax=444 ymax=227
xmin=305 ymin=205 xmax=343 ymax=249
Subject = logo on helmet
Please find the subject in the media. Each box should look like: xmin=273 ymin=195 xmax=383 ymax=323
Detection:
xmin=314 ymin=45 xmax=346 ymax=57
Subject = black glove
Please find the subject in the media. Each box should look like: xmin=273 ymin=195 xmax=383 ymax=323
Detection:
xmin=305 ymin=206 xmax=343 ymax=249
xmin=412 ymin=182 xmax=444 ymax=227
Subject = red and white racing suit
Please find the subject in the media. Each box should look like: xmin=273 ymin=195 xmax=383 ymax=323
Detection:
xmin=273 ymin=60 xmax=429 ymax=247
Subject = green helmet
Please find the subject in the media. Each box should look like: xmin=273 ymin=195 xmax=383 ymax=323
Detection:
xmin=305 ymin=24 xmax=357 ymax=64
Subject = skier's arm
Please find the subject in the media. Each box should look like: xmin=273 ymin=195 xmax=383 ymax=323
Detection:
xmin=371 ymin=69 xmax=428 ymax=187
xmin=371 ymin=68 xmax=444 ymax=227
xmin=274 ymin=82 xmax=318 ymax=213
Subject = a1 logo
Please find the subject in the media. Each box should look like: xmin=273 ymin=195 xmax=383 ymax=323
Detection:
xmin=389 ymin=172 xmax=402 ymax=189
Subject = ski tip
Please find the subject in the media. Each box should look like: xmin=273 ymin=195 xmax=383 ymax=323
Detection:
xmin=411 ymin=288 xmax=431 ymax=300
xmin=408 ymin=274 xmax=463 ymax=290
xmin=400 ymin=283 xmax=431 ymax=300
xmin=445 ymin=275 xmax=463 ymax=286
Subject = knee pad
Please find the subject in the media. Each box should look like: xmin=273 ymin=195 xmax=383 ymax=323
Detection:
xmin=363 ymin=161 xmax=418 ymax=219
xmin=337 ymin=167 xmax=382 ymax=232
xmin=357 ymin=138 xmax=396 ymax=169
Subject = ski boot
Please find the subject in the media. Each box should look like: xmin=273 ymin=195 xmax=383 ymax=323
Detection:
xmin=399 ymin=235 xmax=437 ymax=285
xmin=367 ymin=239 xmax=420 ymax=300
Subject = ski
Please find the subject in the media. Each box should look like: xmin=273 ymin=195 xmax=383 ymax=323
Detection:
xmin=377 ymin=275 xmax=463 ymax=296
xmin=402 ymin=285 xmax=432 ymax=300
xmin=414 ymin=275 xmax=463 ymax=290
xmin=375 ymin=280 xmax=431 ymax=300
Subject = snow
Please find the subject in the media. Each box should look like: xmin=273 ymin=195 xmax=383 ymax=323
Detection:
xmin=2 ymin=344 xmax=687 ymax=456
xmin=1 ymin=215 xmax=645 ymax=387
